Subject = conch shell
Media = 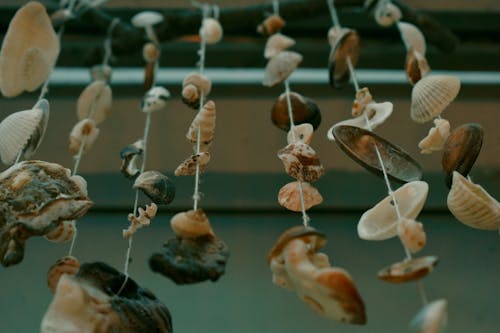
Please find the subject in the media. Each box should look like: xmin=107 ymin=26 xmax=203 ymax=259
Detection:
xmin=278 ymin=181 xmax=323 ymax=212
xmin=77 ymin=81 xmax=112 ymax=125
xmin=174 ymin=152 xmax=211 ymax=176
xmin=199 ymin=18 xmax=223 ymax=44
xmin=47 ymin=255 xmax=80 ymax=293
xmin=68 ymin=119 xmax=100 ymax=156
xmin=263 ymin=51 xmax=303 ymax=87
xmin=182 ymin=72 xmax=212 ymax=109
xmin=44 ymin=220 xmax=76 ymax=244
xmin=418 ymin=118 xmax=450 ymax=154
xmin=277 ymin=142 xmax=325 ymax=183
xmin=186 ymin=100 xmax=216 ymax=151
xmin=257 ymin=14 xmax=285 ymax=36
xmin=265 ymin=33 xmax=295 ymax=59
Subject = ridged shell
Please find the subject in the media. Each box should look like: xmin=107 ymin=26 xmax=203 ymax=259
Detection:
xmin=377 ymin=256 xmax=439 ymax=284
xmin=44 ymin=220 xmax=76 ymax=244
xmin=257 ymin=14 xmax=285 ymax=36
xmin=182 ymin=72 xmax=211 ymax=109
xmin=351 ymin=87 xmax=373 ymax=117
xmin=47 ymin=255 xmax=80 ymax=293
xmin=141 ymin=86 xmax=170 ymax=113
xmin=328 ymin=29 xmax=360 ymax=89
xmin=418 ymin=118 xmax=450 ymax=154
xmin=406 ymin=50 xmax=430 ymax=85
xmin=174 ymin=152 xmax=211 ymax=176
xmin=410 ymin=75 xmax=460 ymax=123
xmin=358 ymin=181 xmax=429 ymax=240
xmin=143 ymin=42 xmax=160 ymax=63
xmin=199 ymin=18 xmax=223 ymax=44
xmin=263 ymin=51 xmax=303 ymax=87
xmin=277 ymin=142 xmax=325 ymax=183
xmin=397 ymin=22 xmax=426 ymax=55
xmin=409 ymin=299 xmax=448 ymax=333
xmin=271 ymin=92 xmax=321 ymax=131
xmin=397 ymin=218 xmax=426 ymax=253
xmin=186 ymin=100 xmax=216 ymax=151
xmin=76 ymin=81 xmax=112 ymax=124
xmin=170 ymin=209 xmax=214 ymax=239
xmin=447 ymin=172 xmax=499 ymax=230
xmin=287 ymin=124 xmax=314 ymax=145
xmin=119 ymin=139 xmax=144 ymax=179
xmin=264 ymin=33 xmax=296 ymax=59
xmin=90 ymin=64 xmax=112 ymax=83
xmin=68 ymin=119 xmax=99 ymax=156
xmin=278 ymin=181 xmax=323 ymax=212
xmin=374 ymin=1 xmax=402 ymax=27
xmin=133 ymin=171 xmax=175 ymax=205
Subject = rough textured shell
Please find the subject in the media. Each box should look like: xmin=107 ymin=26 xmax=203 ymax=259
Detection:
xmin=257 ymin=14 xmax=285 ymax=36
xmin=69 ymin=119 xmax=100 ymax=156
xmin=119 ymin=140 xmax=144 ymax=179
xmin=174 ymin=152 xmax=211 ymax=176
xmin=77 ymin=81 xmax=112 ymax=124
xmin=200 ymin=18 xmax=223 ymax=44
xmin=186 ymin=100 xmax=216 ymax=150
xmin=131 ymin=11 xmax=164 ymax=27
xmin=141 ymin=86 xmax=170 ymax=113
xmin=406 ymin=50 xmax=430 ymax=85
xmin=447 ymin=172 xmax=499 ymax=230
xmin=278 ymin=181 xmax=323 ymax=212
xmin=287 ymin=124 xmax=314 ymax=144
xmin=409 ymin=299 xmax=448 ymax=333
xmin=328 ymin=29 xmax=360 ymax=89
xmin=397 ymin=218 xmax=426 ymax=253
xmin=44 ymin=220 xmax=76 ymax=244
xmin=133 ymin=171 xmax=175 ymax=205
xmin=358 ymin=181 xmax=429 ymax=240
xmin=411 ymin=75 xmax=460 ymax=123
xmin=170 ymin=209 xmax=214 ymax=239
xmin=377 ymin=256 xmax=439 ymax=283
xmin=271 ymin=92 xmax=321 ymax=132
xmin=265 ymin=33 xmax=296 ymax=59
xmin=263 ymin=51 xmax=303 ymax=87
xmin=351 ymin=87 xmax=373 ymax=117
xmin=47 ymin=255 xmax=80 ymax=293
xmin=374 ymin=1 xmax=402 ymax=26
xmin=418 ymin=118 xmax=450 ymax=154
xmin=277 ymin=142 xmax=325 ymax=183
xmin=397 ymin=22 xmax=426 ymax=54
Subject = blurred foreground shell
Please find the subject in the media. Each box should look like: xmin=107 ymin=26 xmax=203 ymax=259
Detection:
xmin=200 ymin=18 xmax=223 ymax=44
xmin=41 ymin=262 xmax=172 ymax=333
xmin=119 ymin=140 xmax=144 ymax=179
xmin=447 ymin=172 xmax=499 ymax=231
xmin=277 ymin=142 xmax=325 ymax=183
xmin=50 ymin=8 xmax=74 ymax=28
xmin=44 ymin=220 xmax=76 ymax=244
xmin=332 ymin=125 xmax=422 ymax=183
xmin=170 ymin=209 xmax=215 ymax=239
xmin=418 ymin=118 xmax=450 ymax=154
xmin=47 ymin=256 xmax=80 ymax=293
xmin=374 ymin=1 xmax=402 ymax=26
xmin=182 ymin=72 xmax=212 ymax=109
xmin=77 ymin=81 xmax=112 ymax=125
xmin=263 ymin=51 xmax=303 ymax=87
xmin=0 ymin=160 xmax=92 ymax=266
xmin=287 ymin=123 xmax=314 ymax=145
xmin=141 ymin=86 xmax=170 ymax=113
xmin=133 ymin=171 xmax=175 ymax=205
xmin=278 ymin=181 xmax=323 ymax=212
xmin=328 ymin=28 xmax=360 ymax=89
xmin=143 ymin=42 xmax=160 ymax=63
xmin=265 ymin=33 xmax=295 ymax=59
xmin=406 ymin=50 xmax=430 ymax=85
xmin=409 ymin=299 xmax=448 ymax=333
xmin=271 ymin=92 xmax=321 ymax=132
xmin=131 ymin=11 xmax=164 ymax=28
xmin=397 ymin=22 xmax=426 ymax=54
xmin=397 ymin=218 xmax=426 ymax=253
xmin=377 ymin=256 xmax=438 ymax=283
xmin=186 ymin=100 xmax=216 ymax=151
xmin=175 ymin=152 xmax=211 ymax=176
xmin=90 ymin=64 xmax=112 ymax=83
xmin=257 ymin=14 xmax=285 ymax=36
xmin=351 ymin=87 xmax=373 ymax=117
xmin=68 ymin=119 xmax=99 ymax=156
xmin=0 ymin=2 xmax=60 ymax=97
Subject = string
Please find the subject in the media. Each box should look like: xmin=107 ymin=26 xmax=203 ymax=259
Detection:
xmin=102 ymin=18 xmax=120 ymax=66
xmin=272 ymin=0 xmax=280 ymax=15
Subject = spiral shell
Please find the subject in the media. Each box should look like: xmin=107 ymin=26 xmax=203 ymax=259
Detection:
xmin=397 ymin=22 xmax=426 ymax=55
xmin=397 ymin=218 xmax=426 ymax=253
xmin=377 ymin=256 xmax=438 ymax=284
xmin=328 ymin=28 xmax=360 ymax=89
xmin=409 ymin=299 xmax=448 ymax=333
xmin=374 ymin=1 xmax=402 ymax=27
xmin=170 ymin=209 xmax=215 ymax=239
xmin=264 ymin=33 xmax=296 ymax=59
xmin=263 ymin=51 xmax=303 ymax=87
xmin=44 ymin=220 xmax=76 ymax=244
xmin=257 ymin=14 xmax=285 ymax=36
xmin=143 ymin=42 xmax=160 ymax=63
xmin=186 ymin=100 xmax=216 ymax=151
xmin=77 ymin=81 xmax=112 ymax=125
xmin=277 ymin=142 xmax=324 ymax=183
xmin=418 ymin=118 xmax=450 ymax=154
xmin=199 ymin=18 xmax=223 ymax=44
xmin=47 ymin=255 xmax=80 ymax=293
xmin=278 ymin=181 xmax=323 ymax=212
xmin=133 ymin=171 xmax=175 ymax=206
xmin=182 ymin=72 xmax=212 ymax=109
xmin=287 ymin=123 xmax=314 ymax=145
xmin=351 ymin=87 xmax=373 ymax=117
xmin=68 ymin=119 xmax=99 ymax=156
xmin=271 ymin=92 xmax=321 ymax=132
xmin=410 ymin=75 xmax=460 ymax=123
xmin=406 ymin=49 xmax=430 ymax=85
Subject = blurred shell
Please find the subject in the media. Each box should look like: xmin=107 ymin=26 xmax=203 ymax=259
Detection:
xmin=377 ymin=255 xmax=439 ymax=283
xmin=397 ymin=218 xmax=426 ymax=253
xmin=411 ymin=75 xmax=460 ymax=123
xmin=271 ymin=92 xmax=321 ymax=131
xmin=447 ymin=171 xmax=499 ymax=231
xmin=143 ymin=42 xmax=160 ymax=63
xmin=277 ymin=142 xmax=325 ymax=183
xmin=68 ymin=119 xmax=100 ymax=156
xmin=77 ymin=81 xmax=112 ymax=125
xmin=328 ymin=29 xmax=360 ymax=89
xmin=278 ymin=181 xmax=323 ymax=212
xmin=170 ymin=209 xmax=215 ymax=239
xmin=406 ymin=50 xmax=430 ymax=85
xmin=131 ymin=11 xmax=164 ymax=27
xmin=45 ymin=220 xmax=76 ymax=244
xmin=0 ymin=2 xmax=60 ymax=97
xmin=287 ymin=123 xmax=314 ymax=144
xmin=257 ymin=14 xmax=285 ymax=36
xmin=199 ymin=18 xmax=223 ymax=44
xmin=265 ymin=33 xmax=296 ymax=59
xmin=175 ymin=152 xmax=211 ymax=176
xmin=123 ymin=203 xmax=157 ymax=239
xmin=90 ymin=64 xmax=112 ymax=83
xmin=418 ymin=118 xmax=450 ymax=154
xmin=186 ymin=100 xmax=216 ymax=151
xmin=351 ymin=87 xmax=373 ymax=117
xmin=442 ymin=123 xmax=483 ymax=188
xmin=50 ymin=8 xmax=74 ymax=28
xmin=374 ymin=1 xmax=402 ymax=26
xmin=263 ymin=51 xmax=303 ymax=87
xmin=24 ymin=99 xmax=50 ymax=160
xmin=358 ymin=181 xmax=429 ymax=240
xmin=47 ymin=256 xmax=80 ymax=293
xmin=133 ymin=171 xmax=175 ymax=205
xmin=143 ymin=62 xmax=155 ymax=91
xmin=119 ymin=139 xmax=144 ymax=179
xmin=409 ymin=299 xmax=448 ymax=333
xmin=397 ymin=22 xmax=426 ymax=54
xmin=141 ymin=86 xmax=170 ymax=113
xmin=182 ymin=72 xmax=211 ymax=109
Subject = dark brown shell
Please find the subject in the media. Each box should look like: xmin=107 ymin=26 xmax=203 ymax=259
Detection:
xmin=257 ymin=14 xmax=285 ymax=36
xmin=267 ymin=225 xmax=326 ymax=263
xmin=405 ymin=49 xmax=430 ymax=85
xmin=328 ymin=29 xmax=360 ymax=89
xmin=377 ymin=256 xmax=438 ymax=283
xmin=271 ymin=92 xmax=322 ymax=131
xmin=143 ymin=62 xmax=155 ymax=92
xmin=442 ymin=123 xmax=483 ymax=188
xmin=331 ymin=125 xmax=422 ymax=184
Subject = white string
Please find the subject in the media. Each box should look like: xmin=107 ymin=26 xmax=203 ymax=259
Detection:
xmin=272 ymin=0 xmax=280 ymax=15
xmin=102 ymin=18 xmax=120 ymax=66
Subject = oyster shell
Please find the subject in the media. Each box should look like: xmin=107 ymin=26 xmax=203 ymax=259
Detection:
xmin=377 ymin=256 xmax=439 ymax=283
xmin=271 ymin=92 xmax=321 ymax=132
xmin=77 ymin=81 xmax=112 ymax=125
xmin=119 ymin=140 xmax=144 ymax=179
xmin=199 ymin=18 xmax=223 ymax=44
xmin=186 ymin=100 xmax=216 ymax=151
xmin=263 ymin=51 xmax=303 ymax=87
xmin=133 ymin=171 xmax=175 ymax=206
xmin=174 ymin=152 xmax=211 ymax=176
xmin=278 ymin=181 xmax=323 ymax=212
xmin=257 ymin=14 xmax=285 ymax=36
xmin=44 ymin=220 xmax=76 ymax=244
xmin=418 ymin=118 xmax=450 ymax=154
xmin=264 ymin=33 xmax=296 ymax=59
xmin=409 ymin=299 xmax=448 ymax=333
xmin=47 ymin=255 xmax=80 ymax=293
xmin=277 ymin=142 xmax=325 ymax=183
xmin=68 ymin=119 xmax=100 ymax=156
xmin=328 ymin=28 xmax=360 ymax=89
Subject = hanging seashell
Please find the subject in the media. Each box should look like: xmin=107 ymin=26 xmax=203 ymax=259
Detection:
xmin=47 ymin=256 xmax=80 ymax=293
xmin=264 ymin=33 xmax=296 ymax=59
xmin=409 ymin=299 xmax=448 ymax=333
xmin=358 ymin=181 xmax=429 ymax=240
xmin=374 ymin=1 xmax=402 ymax=27
xmin=406 ymin=49 xmax=430 ymax=85
xmin=119 ymin=139 xmax=144 ymax=179
xmin=277 ymin=142 xmax=325 ymax=183
xmin=76 ymin=81 xmax=112 ymax=125
xmin=257 ymin=14 xmax=285 ymax=36
xmin=141 ymin=86 xmax=170 ymax=113
xmin=351 ymin=87 xmax=373 ymax=117
xmin=182 ymin=72 xmax=212 ymax=109
xmin=143 ymin=61 xmax=156 ymax=92
xmin=397 ymin=22 xmax=426 ymax=55
xmin=170 ymin=209 xmax=215 ymax=239
xmin=131 ymin=11 xmax=164 ymax=28
xmin=0 ymin=2 xmax=60 ymax=97
xmin=410 ymin=75 xmax=460 ymax=124
xmin=263 ymin=51 xmax=303 ymax=87
xmin=68 ymin=119 xmax=100 ymax=156
xmin=143 ymin=42 xmax=160 ymax=63
xmin=186 ymin=100 xmax=216 ymax=151
xmin=397 ymin=218 xmax=426 ymax=253
xmin=123 ymin=203 xmax=158 ymax=239
xmin=44 ymin=220 xmax=76 ymax=244
xmin=199 ymin=18 xmax=223 ymax=44
xmin=271 ymin=92 xmax=321 ymax=131
xmin=174 ymin=152 xmax=211 ymax=176
xmin=287 ymin=123 xmax=314 ymax=144
xmin=90 ymin=64 xmax=112 ymax=83
xmin=377 ymin=255 xmax=439 ymax=283
xmin=442 ymin=123 xmax=483 ymax=188
xmin=328 ymin=28 xmax=360 ymax=89
xmin=447 ymin=171 xmax=499 ymax=231
xmin=278 ymin=181 xmax=323 ymax=212
xmin=418 ymin=118 xmax=450 ymax=154
xmin=133 ymin=171 xmax=175 ymax=206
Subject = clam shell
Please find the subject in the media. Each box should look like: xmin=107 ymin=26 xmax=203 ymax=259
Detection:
xmin=409 ymin=299 xmax=448 ymax=333
xmin=332 ymin=125 xmax=422 ymax=183
xmin=406 ymin=50 xmax=430 ymax=85
xmin=263 ymin=51 xmax=303 ymax=87
xmin=170 ymin=209 xmax=214 ymax=239
xmin=397 ymin=218 xmax=426 ymax=253
xmin=186 ymin=100 xmax=216 ymax=151
xmin=143 ymin=42 xmax=160 ymax=63
xmin=141 ymin=86 xmax=170 ymax=113
xmin=277 ymin=142 xmax=325 ymax=183
xmin=200 ymin=18 xmax=223 ymax=44
xmin=44 ymin=220 xmax=76 ymax=244
xmin=76 ymin=81 xmax=112 ymax=124
xmin=68 ymin=119 xmax=100 ymax=156
xmin=287 ymin=123 xmax=314 ymax=145
xmin=182 ymin=72 xmax=211 ymax=109
xmin=90 ymin=64 xmax=112 ymax=83
xmin=271 ymin=92 xmax=321 ymax=131
xmin=133 ymin=170 xmax=175 ymax=205
xmin=257 ymin=14 xmax=285 ymax=36
xmin=278 ymin=181 xmax=323 ymax=212
xmin=374 ymin=1 xmax=402 ymax=27
xmin=47 ymin=256 xmax=80 ymax=293
xmin=358 ymin=181 xmax=429 ymax=240
xmin=328 ymin=29 xmax=360 ymax=89
xmin=377 ymin=256 xmax=439 ymax=283
xmin=174 ymin=152 xmax=211 ymax=176
xmin=442 ymin=123 xmax=483 ymax=188
xmin=447 ymin=172 xmax=499 ymax=230
xmin=397 ymin=22 xmax=426 ymax=55
xmin=119 ymin=139 xmax=144 ymax=179
xmin=351 ymin=87 xmax=373 ymax=117
xmin=265 ymin=33 xmax=296 ymax=59
xmin=410 ymin=75 xmax=460 ymax=123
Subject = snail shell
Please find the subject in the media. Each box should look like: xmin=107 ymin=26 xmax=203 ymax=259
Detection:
xmin=264 ymin=33 xmax=296 ymax=59
xmin=277 ymin=142 xmax=325 ymax=183
xmin=397 ymin=218 xmax=426 ymax=253
xmin=44 ymin=220 xmax=76 ymax=244
xmin=186 ymin=100 xmax=216 ymax=151
xmin=257 ymin=14 xmax=285 ymax=36
xmin=397 ymin=21 xmax=426 ymax=55
xmin=143 ymin=61 xmax=155 ymax=91
xmin=263 ymin=51 xmax=303 ymax=87
xmin=278 ymin=181 xmax=323 ymax=212
xmin=170 ymin=209 xmax=215 ymax=239
xmin=68 ymin=119 xmax=100 ymax=156
xmin=143 ymin=42 xmax=160 ymax=63
xmin=377 ymin=255 xmax=439 ymax=284
xmin=199 ymin=18 xmax=223 ymax=44
xmin=374 ymin=1 xmax=402 ymax=27
xmin=47 ymin=255 xmax=80 ymax=293
xmin=406 ymin=49 xmax=430 ymax=85
xmin=271 ymin=92 xmax=321 ymax=132
xmin=418 ymin=118 xmax=450 ymax=154
xmin=328 ymin=28 xmax=360 ymax=89
xmin=77 ymin=81 xmax=112 ymax=125
xmin=174 ymin=152 xmax=211 ymax=176
xmin=287 ymin=123 xmax=314 ymax=145
xmin=182 ymin=72 xmax=212 ymax=109
xmin=133 ymin=170 xmax=176 ymax=205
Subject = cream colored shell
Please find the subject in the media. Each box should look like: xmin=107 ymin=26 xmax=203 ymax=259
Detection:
xmin=69 ymin=119 xmax=100 ymax=156
xmin=199 ymin=18 xmax=223 ymax=44
xmin=175 ymin=152 xmax=211 ymax=176
xmin=418 ymin=118 xmax=450 ymax=154
xmin=278 ymin=181 xmax=323 ymax=212
xmin=170 ymin=209 xmax=215 ymax=239
xmin=409 ymin=299 xmax=448 ymax=333
xmin=263 ymin=51 xmax=303 ymax=87
xmin=397 ymin=21 xmax=426 ymax=55
xmin=287 ymin=123 xmax=314 ymax=144
xmin=264 ymin=33 xmax=296 ymax=59
xmin=374 ymin=1 xmax=402 ymax=27
xmin=45 ymin=220 xmax=76 ymax=244
xmin=77 ymin=81 xmax=112 ymax=125
xmin=397 ymin=218 xmax=426 ymax=253
xmin=186 ymin=100 xmax=216 ymax=151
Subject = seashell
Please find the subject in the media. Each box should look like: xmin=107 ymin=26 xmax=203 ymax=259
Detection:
xmin=277 ymin=142 xmax=325 ymax=183
xmin=170 ymin=209 xmax=215 ymax=239
xmin=397 ymin=218 xmax=426 ymax=253
xmin=257 ymin=14 xmax=285 ymax=36
xmin=442 ymin=123 xmax=483 ymax=188
xmin=41 ymin=262 xmax=172 ymax=333
xmin=411 ymin=75 xmax=460 ymax=123
xmin=131 ymin=11 xmax=164 ymax=28
xmin=351 ymin=87 xmax=373 ymax=117
xmin=119 ymin=140 xmax=144 ymax=179
xmin=186 ymin=100 xmax=216 ymax=151
xmin=327 ymin=27 xmax=350 ymax=47
xmin=90 ymin=64 xmax=112 ymax=83
xmin=68 ymin=119 xmax=100 ymax=156
xmin=409 ymin=299 xmax=448 ymax=333
xmin=374 ymin=1 xmax=402 ymax=27
xmin=287 ymin=123 xmax=314 ymax=144
xmin=278 ymin=181 xmax=323 ymax=212
xmin=174 ymin=152 xmax=211 ymax=176
xmin=268 ymin=226 xmax=326 ymax=263
xmin=143 ymin=61 xmax=155 ymax=92
xmin=328 ymin=28 xmax=360 ymax=89
xmin=50 ymin=8 xmax=74 ymax=28
xmin=199 ymin=18 xmax=223 ymax=44
xmin=397 ymin=22 xmax=426 ymax=55
xmin=271 ymin=92 xmax=322 ymax=132
xmin=123 ymin=203 xmax=158 ymax=239
xmin=406 ymin=49 xmax=430 ymax=85
xmin=447 ymin=171 xmax=499 ymax=231
xmin=0 ymin=2 xmax=60 ymax=97
xmin=141 ymin=86 xmax=170 ymax=113
xmin=265 ymin=33 xmax=296 ymax=59
xmin=377 ymin=256 xmax=439 ymax=283
xmin=44 ymin=220 xmax=76 ymax=244
xmin=332 ymin=125 xmax=422 ymax=183
xmin=0 ymin=160 xmax=92 ymax=267
xmin=47 ymin=256 xmax=80 ymax=293
xmin=358 ymin=181 xmax=429 ymax=240
xmin=182 ymin=72 xmax=212 ymax=109
xmin=143 ymin=42 xmax=160 ymax=63
xmin=263 ymin=51 xmax=303 ymax=87
xmin=77 ymin=81 xmax=112 ymax=125
xmin=418 ymin=118 xmax=450 ymax=154
xmin=133 ymin=171 xmax=175 ymax=205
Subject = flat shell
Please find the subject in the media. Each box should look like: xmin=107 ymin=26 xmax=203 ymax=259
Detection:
xmin=377 ymin=256 xmax=438 ymax=283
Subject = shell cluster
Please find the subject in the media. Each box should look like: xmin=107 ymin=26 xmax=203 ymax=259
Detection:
xmin=271 ymin=92 xmax=322 ymax=131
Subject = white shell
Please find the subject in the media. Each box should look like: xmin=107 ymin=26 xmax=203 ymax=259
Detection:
xmin=264 ymin=33 xmax=296 ymax=59
xmin=447 ymin=171 xmax=500 ymax=230
xmin=68 ymin=119 xmax=100 ymax=156
xmin=409 ymin=299 xmax=448 ymax=333
xmin=358 ymin=181 xmax=429 ymax=240
xmin=374 ymin=1 xmax=402 ymax=27
xmin=397 ymin=22 xmax=426 ymax=55
xmin=141 ymin=86 xmax=170 ymax=113
xmin=327 ymin=27 xmax=350 ymax=47
xmin=278 ymin=181 xmax=323 ymax=212
xmin=287 ymin=123 xmax=314 ymax=144
xmin=44 ymin=220 xmax=76 ymax=244
xmin=418 ymin=118 xmax=450 ymax=154
xmin=186 ymin=100 xmax=216 ymax=151
xmin=397 ymin=218 xmax=426 ymax=253
xmin=76 ymin=81 xmax=112 ymax=124
xmin=263 ymin=51 xmax=303 ymax=87
xmin=199 ymin=18 xmax=223 ymax=44
xmin=131 ymin=11 xmax=163 ymax=28
xmin=411 ymin=75 xmax=461 ymax=123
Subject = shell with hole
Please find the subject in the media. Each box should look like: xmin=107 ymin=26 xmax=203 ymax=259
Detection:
xmin=374 ymin=1 xmax=402 ymax=26
xmin=397 ymin=218 xmax=426 ymax=253
xmin=278 ymin=181 xmax=323 ymax=212
xmin=265 ymin=33 xmax=296 ymax=59
xmin=141 ymin=86 xmax=170 ymax=113
xmin=182 ymin=72 xmax=212 ymax=109
xmin=418 ymin=118 xmax=450 ymax=154
xmin=175 ymin=152 xmax=211 ymax=176
xmin=263 ymin=51 xmax=303 ymax=87
xmin=271 ymin=92 xmax=321 ymax=132
xmin=287 ymin=124 xmax=314 ymax=145
xmin=409 ymin=299 xmax=448 ymax=333
xmin=377 ymin=255 xmax=438 ymax=284
xmin=397 ymin=22 xmax=426 ymax=55
xmin=328 ymin=28 xmax=360 ymax=89
xmin=406 ymin=49 xmax=430 ymax=85
xmin=170 ymin=209 xmax=215 ymax=239
xmin=68 ymin=119 xmax=100 ymax=156
xmin=200 ymin=18 xmax=223 ymax=44
xmin=47 ymin=256 xmax=80 ymax=293
xmin=257 ymin=14 xmax=285 ymax=36
xmin=44 ymin=220 xmax=76 ymax=244
xmin=277 ymin=142 xmax=325 ymax=183
xmin=133 ymin=171 xmax=175 ymax=205
xmin=77 ymin=81 xmax=112 ymax=125
xmin=186 ymin=100 xmax=216 ymax=151
xmin=119 ymin=140 xmax=144 ymax=179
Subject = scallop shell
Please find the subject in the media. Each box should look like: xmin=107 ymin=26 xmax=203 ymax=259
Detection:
xmin=409 ymin=299 xmax=448 ymax=333
xmin=397 ymin=22 xmax=426 ymax=55
xmin=287 ymin=123 xmax=314 ymax=145
xmin=76 ymin=81 xmax=112 ymax=124
xmin=47 ymin=255 xmax=80 ymax=293
xmin=377 ymin=256 xmax=439 ymax=283
xmin=418 ymin=118 xmax=450 ymax=154
xmin=374 ymin=1 xmax=402 ymax=27
xmin=141 ymin=86 xmax=170 ymax=113
xmin=411 ymin=75 xmax=460 ymax=123
xmin=397 ymin=218 xmax=426 ymax=253
xmin=358 ymin=181 xmax=429 ymax=240
xmin=174 ymin=152 xmax=211 ymax=176
xmin=170 ymin=209 xmax=215 ymax=239
xmin=182 ymin=72 xmax=212 ymax=109
xmin=351 ymin=87 xmax=373 ymax=117
xmin=265 ymin=33 xmax=296 ymax=59
xmin=447 ymin=171 xmax=499 ymax=230
xmin=90 ymin=64 xmax=112 ymax=83
xmin=263 ymin=51 xmax=303 ymax=87
xmin=44 ymin=220 xmax=76 ymax=244
xmin=68 ymin=119 xmax=100 ymax=156
xmin=406 ymin=49 xmax=430 ymax=85
xmin=271 ymin=92 xmax=321 ymax=131
xmin=119 ymin=139 xmax=144 ymax=179
xmin=199 ymin=18 xmax=223 ymax=44
xmin=327 ymin=27 xmax=350 ymax=47
xmin=277 ymin=142 xmax=325 ymax=183
xmin=143 ymin=42 xmax=160 ymax=63
xmin=278 ymin=181 xmax=323 ymax=212
xmin=133 ymin=171 xmax=175 ymax=205
xmin=257 ymin=14 xmax=285 ymax=36
xmin=328 ymin=29 xmax=360 ymax=89
xmin=186 ymin=100 xmax=216 ymax=151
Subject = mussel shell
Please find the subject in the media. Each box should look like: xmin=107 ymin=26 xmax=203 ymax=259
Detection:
xmin=328 ymin=29 xmax=360 ymax=89
xmin=133 ymin=171 xmax=175 ymax=205
xmin=271 ymin=92 xmax=321 ymax=131
xmin=332 ymin=125 xmax=422 ymax=183
xmin=442 ymin=123 xmax=483 ymax=188
xmin=377 ymin=256 xmax=439 ymax=283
